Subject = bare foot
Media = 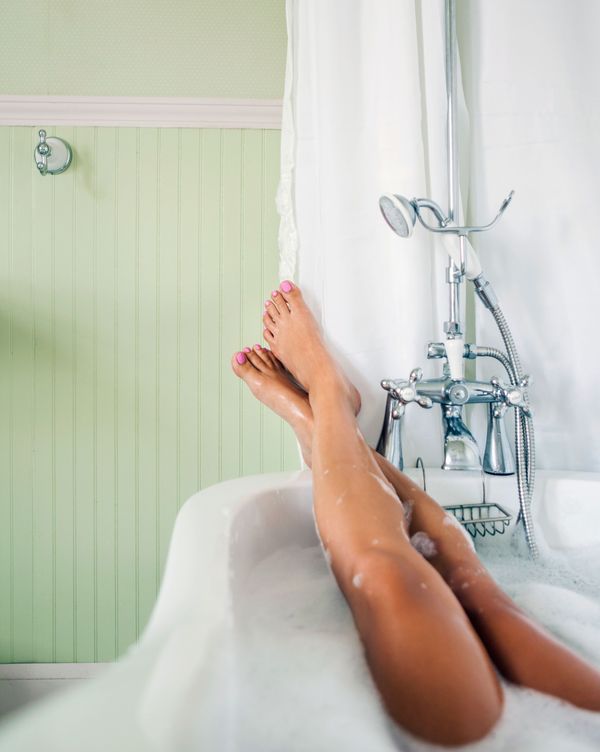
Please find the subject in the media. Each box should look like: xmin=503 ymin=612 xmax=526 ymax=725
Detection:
xmin=262 ymin=281 xmax=360 ymax=411
xmin=231 ymin=344 xmax=314 ymax=465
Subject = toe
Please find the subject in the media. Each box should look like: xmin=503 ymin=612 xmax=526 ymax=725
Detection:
xmin=263 ymin=328 xmax=276 ymax=347
xmin=271 ymin=289 xmax=290 ymax=314
xmin=264 ymin=299 xmax=278 ymax=323
xmin=261 ymin=347 xmax=279 ymax=367
xmin=263 ymin=310 xmax=277 ymax=333
xmin=246 ymin=346 xmax=269 ymax=371
xmin=231 ymin=350 xmax=252 ymax=378
xmin=265 ymin=290 xmax=285 ymax=319
xmin=277 ymin=280 xmax=301 ymax=309
xmin=252 ymin=343 xmax=274 ymax=368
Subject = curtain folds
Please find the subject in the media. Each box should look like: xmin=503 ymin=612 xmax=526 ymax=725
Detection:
xmin=278 ymin=0 xmax=598 ymax=470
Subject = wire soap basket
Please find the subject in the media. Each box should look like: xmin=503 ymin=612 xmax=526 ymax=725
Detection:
xmin=415 ymin=458 xmax=513 ymax=539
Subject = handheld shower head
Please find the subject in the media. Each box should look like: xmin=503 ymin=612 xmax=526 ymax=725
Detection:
xmin=379 ymin=194 xmax=417 ymax=238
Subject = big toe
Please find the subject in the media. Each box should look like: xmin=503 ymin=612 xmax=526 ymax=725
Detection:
xmin=278 ymin=279 xmax=304 ymax=310
xmin=231 ymin=350 xmax=253 ymax=379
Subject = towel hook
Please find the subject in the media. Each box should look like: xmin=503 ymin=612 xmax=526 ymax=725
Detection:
xmin=34 ymin=129 xmax=72 ymax=176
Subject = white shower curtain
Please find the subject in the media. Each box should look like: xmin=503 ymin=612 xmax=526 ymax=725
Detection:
xmin=278 ymin=0 xmax=469 ymax=467
xmin=278 ymin=0 xmax=599 ymax=471
xmin=459 ymin=0 xmax=600 ymax=471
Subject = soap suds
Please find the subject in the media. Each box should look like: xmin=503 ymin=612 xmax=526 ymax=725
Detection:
xmin=352 ymin=573 xmax=364 ymax=589
xmin=410 ymin=531 xmax=437 ymax=559
xmin=230 ymin=531 xmax=600 ymax=752
xmin=403 ymin=499 xmax=414 ymax=526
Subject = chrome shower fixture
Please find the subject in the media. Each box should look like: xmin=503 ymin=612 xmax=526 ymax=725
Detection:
xmin=378 ymin=194 xmax=417 ymax=237
xmin=379 ymin=191 xmax=515 ymax=246
xmin=376 ymin=0 xmax=537 ymax=557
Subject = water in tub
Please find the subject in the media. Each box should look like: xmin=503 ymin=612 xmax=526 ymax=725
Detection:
xmin=228 ymin=536 xmax=600 ymax=752
xmin=1 ymin=515 xmax=600 ymax=749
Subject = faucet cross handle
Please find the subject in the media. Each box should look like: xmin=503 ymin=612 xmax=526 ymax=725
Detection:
xmin=490 ymin=376 xmax=532 ymax=417
xmin=381 ymin=369 xmax=433 ymax=412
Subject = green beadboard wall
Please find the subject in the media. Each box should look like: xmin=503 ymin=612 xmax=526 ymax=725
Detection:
xmin=0 ymin=126 xmax=299 ymax=663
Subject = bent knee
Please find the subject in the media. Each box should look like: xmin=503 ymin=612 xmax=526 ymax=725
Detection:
xmin=347 ymin=549 xmax=428 ymax=604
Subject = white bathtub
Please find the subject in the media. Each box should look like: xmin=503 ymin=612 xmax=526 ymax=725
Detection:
xmin=1 ymin=468 xmax=600 ymax=751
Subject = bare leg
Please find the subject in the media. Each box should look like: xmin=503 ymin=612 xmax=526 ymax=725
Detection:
xmin=233 ymin=336 xmax=600 ymax=715
xmin=373 ymin=453 xmax=600 ymax=713
xmin=235 ymin=281 xmax=503 ymax=746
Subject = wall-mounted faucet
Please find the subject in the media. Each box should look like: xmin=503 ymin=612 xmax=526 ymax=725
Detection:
xmin=34 ymin=129 xmax=72 ymax=176
xmin=376 ymin=0 xmax=537 ymax=557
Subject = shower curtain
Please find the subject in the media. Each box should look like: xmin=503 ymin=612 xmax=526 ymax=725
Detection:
xmin=459 ymin=0 xmax=600 ymax=471
xmin=278 ymin=0 xmax=599 ymax=471
xmin=278 ymin=0 xmax=469 ymax=467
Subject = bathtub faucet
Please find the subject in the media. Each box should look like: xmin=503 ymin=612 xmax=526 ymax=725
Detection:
xmin=376 ymin=342 xmax=530 ymax=475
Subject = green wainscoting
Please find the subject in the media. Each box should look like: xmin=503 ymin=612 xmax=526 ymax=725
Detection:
xmin=0 ymin=126 xmax=300 ymax=663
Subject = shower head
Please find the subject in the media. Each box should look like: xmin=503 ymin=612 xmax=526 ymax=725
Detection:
xmin=379 ymin=194 xmax=417 ymax=238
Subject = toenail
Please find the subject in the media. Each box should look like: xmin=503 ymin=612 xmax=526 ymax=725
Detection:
xmin=280 ymin=280 xmax=293 ymax=293
xmin=264 ymin=300 xmax=271 ymax=306
xmin=243 ymin=347 xmax=251 ymax=353
xmin=235 ymin=352 xmax=247 ymax=365
xmin=254 ymin=344 xmax=262 ymax=350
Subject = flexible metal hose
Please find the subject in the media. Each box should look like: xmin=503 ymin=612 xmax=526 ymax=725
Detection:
xmin=489 ymin=305 xmax=538 ymax=557
xmin=473 ymin=346 xmax=516 ymax=384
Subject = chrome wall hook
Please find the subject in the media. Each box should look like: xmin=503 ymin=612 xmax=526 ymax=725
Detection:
xmin=34 ymin=129 xmax=72 ymax=176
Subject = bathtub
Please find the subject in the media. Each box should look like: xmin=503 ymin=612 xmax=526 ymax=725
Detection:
xmin=1 ymin=468 xmax=600 ymax=751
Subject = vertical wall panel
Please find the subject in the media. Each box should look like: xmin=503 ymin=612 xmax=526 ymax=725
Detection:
xmin=136 ymin=128 xmax=160 ymax=632
xmin=0 ymin=129 xmax=14 ymax=660
xmin=0 ymin=125 xmax=299 ymax=664
xmin=31 ymin=127 xmax=55 ymax=662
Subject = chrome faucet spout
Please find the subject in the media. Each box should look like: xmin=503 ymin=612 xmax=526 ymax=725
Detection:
xmin=376 ymin=392 xmax=404 ymax=470
xmin=442 ymin=405 xmax=481 ymax=471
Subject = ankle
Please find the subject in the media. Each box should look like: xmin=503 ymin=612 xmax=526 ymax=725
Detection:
xmin=308 ymin=371 xmax=353 ymax=411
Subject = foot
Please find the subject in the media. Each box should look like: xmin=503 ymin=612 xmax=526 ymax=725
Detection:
xmin=262 ymin=281 xmax=361 ymax=411
xmin=231 ymin=345 xmax=314 ymax=465
xmin=232 ymin=344 xmax=362 ymax=467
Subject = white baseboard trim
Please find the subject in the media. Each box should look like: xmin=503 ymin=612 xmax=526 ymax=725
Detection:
xmin=0 ymin=96 xmax=283 ymax=129
xmin=0 ymin=663 xmax=110 ymax=680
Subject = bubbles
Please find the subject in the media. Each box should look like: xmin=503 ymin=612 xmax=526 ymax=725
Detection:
xmin=410 ymin=531 xmax=438 ymax=559
xmin=352 ymin=573 xmax=364 ymax=589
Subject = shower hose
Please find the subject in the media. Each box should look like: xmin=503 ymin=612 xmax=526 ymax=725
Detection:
xmin=473 ymin=286 xmax=538 ymax=558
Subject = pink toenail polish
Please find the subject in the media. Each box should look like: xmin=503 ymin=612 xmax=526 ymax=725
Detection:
xmin=264 ymin=300 xmax=271 ymax=306
xmin=243 ymin=347 xmax=251 ymax=353
xmin=272 ymin=290 xmax=278 ymax=296
xmin=235 ymin=352 xmax=247 ymax=365
xmin=254 ymin=344 xmax=262 ymax=350
xmin=280 ymin=280 xmax=293 ymax=293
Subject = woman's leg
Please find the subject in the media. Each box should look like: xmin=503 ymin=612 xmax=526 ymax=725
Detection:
xmin=372 ymin=453 xmax=600 ymax=713
xmin=235 ymin=282 xmax=503 ymax=746
xmin=232 ymin=328 xmax=600 ymax=715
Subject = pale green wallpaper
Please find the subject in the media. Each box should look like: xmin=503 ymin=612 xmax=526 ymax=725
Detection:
xmin=0 ymin=126 xmax=299 ymax=663
xmin=0 ymin=1 xmax=286 ymax=98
